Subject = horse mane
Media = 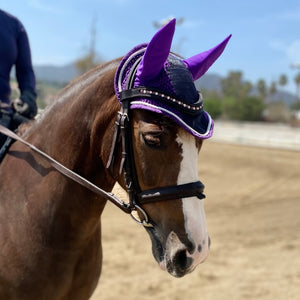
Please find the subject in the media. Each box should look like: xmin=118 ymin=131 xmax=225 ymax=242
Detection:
xmin=56 ymin=58 xmax=120 ymax=102
xmin=20 ymin=58 xmax=121 ymax=139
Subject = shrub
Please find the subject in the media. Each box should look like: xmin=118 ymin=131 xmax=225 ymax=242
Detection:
xmin=204 ymin=98 xmax=222 ymax=119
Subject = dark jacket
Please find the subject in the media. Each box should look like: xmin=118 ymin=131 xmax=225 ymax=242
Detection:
xmin=0 ymin=9 xmax=36 ymax=104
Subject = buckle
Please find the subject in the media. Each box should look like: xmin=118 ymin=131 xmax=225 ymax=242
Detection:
xmin=130 ymin=205 xmax=154 ymax=228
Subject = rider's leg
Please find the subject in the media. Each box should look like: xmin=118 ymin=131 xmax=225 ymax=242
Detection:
xmin=0 ymin=111 xmax=12 ymax=149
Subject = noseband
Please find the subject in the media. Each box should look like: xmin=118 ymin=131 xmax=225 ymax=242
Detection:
xmin=106 ymin=93 xmax=206 ymax=228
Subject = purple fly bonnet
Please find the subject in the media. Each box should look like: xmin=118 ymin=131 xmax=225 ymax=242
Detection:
xmin=114 ymin=18 xmax=231 ymax=139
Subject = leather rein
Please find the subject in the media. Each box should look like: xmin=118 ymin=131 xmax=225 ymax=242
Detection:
xmin=0 ymin=96 xmax=206 ymax=227
xmin=0 ymin=124 xmax=132 ymax=213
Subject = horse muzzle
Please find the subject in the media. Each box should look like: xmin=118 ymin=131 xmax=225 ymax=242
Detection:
xmin=165 ymin=231 xmax=210 ymax=277
xmin=146 ymin=226 xmax=210 ymax=278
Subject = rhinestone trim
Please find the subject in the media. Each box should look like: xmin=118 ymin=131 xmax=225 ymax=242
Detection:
xmin=139 ymin=88 xmax=203 ymax=111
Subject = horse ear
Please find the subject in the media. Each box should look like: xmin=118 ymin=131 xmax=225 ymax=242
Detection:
xmin=183 ymin=35 xmax=232 ymax=81
xmin=135 ymin=19 xmax=176 ymax=84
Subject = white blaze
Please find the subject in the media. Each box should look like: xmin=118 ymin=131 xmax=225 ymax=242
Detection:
xmin=176 ymin=129 xmax=209 ymax=266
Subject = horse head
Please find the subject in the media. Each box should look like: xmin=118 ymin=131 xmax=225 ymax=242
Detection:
xmin=130 ymin=110 xmax=207 ymax=277
xmin=111 ymin=19 xmax=231 ymax=277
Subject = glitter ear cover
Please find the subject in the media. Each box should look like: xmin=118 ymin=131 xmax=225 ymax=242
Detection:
xmin=114 ymin=44 xmax=214 ymax=139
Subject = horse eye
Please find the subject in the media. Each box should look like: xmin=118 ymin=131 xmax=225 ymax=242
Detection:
xmin=142 ymin=133 xmax=161 ymax=148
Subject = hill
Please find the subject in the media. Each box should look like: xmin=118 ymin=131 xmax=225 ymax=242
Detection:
xmin=34 ymin=63 xmax=78 ymax=84
xmin=196 ymin=73 xmax=297 ymax=105
xmin=33 ymin=63 xmax=297 ymax=106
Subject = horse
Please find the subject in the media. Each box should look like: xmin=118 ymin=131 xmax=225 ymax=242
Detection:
xmin=0 ymin=19 xmax=230 ymax=299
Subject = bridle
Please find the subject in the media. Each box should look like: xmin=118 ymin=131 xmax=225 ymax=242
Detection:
xmin=105 ymin=95 xmax=206 ymax=227
xmin=105 ymin=47 xmax=206 ymax=227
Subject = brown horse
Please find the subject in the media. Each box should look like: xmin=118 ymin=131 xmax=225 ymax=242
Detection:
xmin=0 ymin=19 xmax=230 ymax=299
xmin=0 ymin=60 xmax=207 ymax=299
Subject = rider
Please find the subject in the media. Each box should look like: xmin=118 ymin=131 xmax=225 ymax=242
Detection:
xmin=0 ymin=9 xmax=37 ymax=149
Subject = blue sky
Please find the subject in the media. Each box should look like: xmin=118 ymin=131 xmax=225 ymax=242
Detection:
xmin=1 ymin=0 xmax=300 ymax=93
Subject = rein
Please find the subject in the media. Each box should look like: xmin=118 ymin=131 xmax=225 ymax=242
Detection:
xmin=0 ymin=124 xmax=132 ymax=215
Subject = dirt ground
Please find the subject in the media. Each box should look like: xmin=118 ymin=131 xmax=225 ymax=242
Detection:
xmin=91 ymin=141 xmax=300 ymax=300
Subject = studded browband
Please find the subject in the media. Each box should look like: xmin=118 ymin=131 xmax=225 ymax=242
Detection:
xmin=119 ymin=87 xmax=204 ymax=115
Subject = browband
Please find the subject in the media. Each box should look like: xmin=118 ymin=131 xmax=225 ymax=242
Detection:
xmin=119 ymin=87 xmax=204 ymax=116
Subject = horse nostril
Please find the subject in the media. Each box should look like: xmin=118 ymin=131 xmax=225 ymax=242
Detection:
xmin=174 ymin=250 xmax=186 ymax=270
xmin=173 ymin=249 xmax=192 ymax=272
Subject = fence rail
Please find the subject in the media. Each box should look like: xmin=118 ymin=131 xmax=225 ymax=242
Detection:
xmin=212 ymin=121 xmax=300 ymax=151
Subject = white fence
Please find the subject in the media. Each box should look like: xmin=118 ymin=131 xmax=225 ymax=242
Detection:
xmin=212 ymin=121 xmax=300 ymax=151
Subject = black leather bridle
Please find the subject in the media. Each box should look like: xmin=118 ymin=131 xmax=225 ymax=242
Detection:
xmin=106 ymin=90 xmax=206 ymax=227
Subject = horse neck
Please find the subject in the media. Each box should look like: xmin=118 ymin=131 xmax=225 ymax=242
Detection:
xmin=23 ymin=61 xmax=121 ymax=234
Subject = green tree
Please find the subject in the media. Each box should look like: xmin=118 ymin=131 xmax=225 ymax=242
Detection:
xmin=291 ymin=100 xmax=300 ymax=110
xmin=221 ymin=71 xmax=264 ymax=121
xmin=269 ymin=81 xmax=277 ymax=96
xmin=279 ymin=74 xmax=288 ymax=88
xmin=294 ymin=73 xmax=300 ymax=101
xmin=204 ymin=98 xmax=222 ymax=119
xmin=222 ymin=96 xmax=242 ymax=120
xmin=223 ymin=96 xmax=264 ymax=121
xmin=257 ymin=79 xmax=267 ymax=101
xmin=221 ymin=71 xmax=252 ymax=99
xmin=242 ymin=96 xmax=265 ymax=121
